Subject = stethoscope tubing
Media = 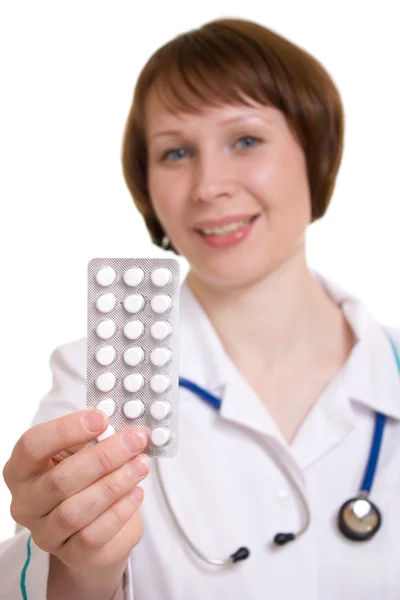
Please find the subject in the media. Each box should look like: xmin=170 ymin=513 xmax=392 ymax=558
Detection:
xmin=177 ymin=381 xmax=385 ymax=496
xmin=360 ymin=413 xmax=385 ymax=493
xmin=178 ymin=379 xmax=385 ymax=497
xmin=154 ymin=330 xmax=399 ymax=564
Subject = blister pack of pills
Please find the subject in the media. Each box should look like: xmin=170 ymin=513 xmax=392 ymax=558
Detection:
xmin=87 ymin=258 xmax=180 ymax=458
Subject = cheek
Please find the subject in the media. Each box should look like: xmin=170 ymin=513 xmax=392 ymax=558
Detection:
xmin=250 ymin=145 xmax=310 ymax=222
xmin=244 ymin=145 xmax=310 ymax=265
xmin=148 ymin=169 xmax=186 ymax=228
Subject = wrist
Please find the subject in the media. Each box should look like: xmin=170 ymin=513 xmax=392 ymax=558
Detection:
xmin=47 ymin=554 xmax=127 ymax=600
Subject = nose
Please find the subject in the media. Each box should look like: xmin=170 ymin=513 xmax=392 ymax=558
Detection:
xmin=190 ymin=150 xmax=236 ymax=204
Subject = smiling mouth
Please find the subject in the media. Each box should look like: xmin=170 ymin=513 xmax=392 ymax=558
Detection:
xmin=196 ymin=214 xmax=259 ymax=236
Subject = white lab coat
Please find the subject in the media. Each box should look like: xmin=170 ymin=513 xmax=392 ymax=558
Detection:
xmin=1 ymin=271 xmax=400 ymax=600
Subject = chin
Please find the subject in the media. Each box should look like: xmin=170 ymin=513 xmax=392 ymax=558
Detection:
xmin=188 ymin=252 xmax=277 ymax=292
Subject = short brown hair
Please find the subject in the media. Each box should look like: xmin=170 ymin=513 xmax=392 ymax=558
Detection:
xmin=121 ymin=17 xmax=344 ymax=251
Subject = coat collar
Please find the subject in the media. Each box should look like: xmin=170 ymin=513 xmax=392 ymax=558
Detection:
xmin=313 ymin=271 xmax=400 ymax=421
xmin=178 ymin=279 xmax=234 ymax=394
xmin=178 ymin=271 xmax=400 ymax=422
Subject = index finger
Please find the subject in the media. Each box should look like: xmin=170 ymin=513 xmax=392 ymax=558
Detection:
xmin=8 ymin=410 xmax=108 ymax=483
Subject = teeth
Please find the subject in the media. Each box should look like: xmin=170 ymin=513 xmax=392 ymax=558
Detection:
xmin=201 ymin=218 xmax=252 ymax=236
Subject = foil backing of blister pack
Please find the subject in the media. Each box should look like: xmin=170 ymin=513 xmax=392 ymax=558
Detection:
xmin=87 ymin=257 xmax=180 ymax=458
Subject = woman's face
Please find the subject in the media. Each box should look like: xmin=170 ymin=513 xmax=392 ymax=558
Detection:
xmin=146 ymin=89 xmax=311 ymax=290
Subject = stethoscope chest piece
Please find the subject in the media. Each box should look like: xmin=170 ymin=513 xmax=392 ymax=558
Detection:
xmin=338 ymin=496 xmax=381 ymax=541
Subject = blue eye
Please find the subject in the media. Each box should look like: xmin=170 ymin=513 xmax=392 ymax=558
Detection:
xmin=236 ymin=136 xmax=260 ymax=149
xmin=161 ymin=135 xmax=261 ymax=162
xmin=162 ymin=148 xmax=189 ymax=162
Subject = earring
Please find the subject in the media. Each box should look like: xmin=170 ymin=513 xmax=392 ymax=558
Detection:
xmin=161 ymin=235 xmax=170 ymax=250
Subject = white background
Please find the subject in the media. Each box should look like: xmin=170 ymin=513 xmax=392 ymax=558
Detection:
xmin=0 ymin=1 xmax=399 ymax=542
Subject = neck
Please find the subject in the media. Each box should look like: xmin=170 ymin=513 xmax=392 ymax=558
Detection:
xmin=186 ymin=249 xmax=349 ymax=372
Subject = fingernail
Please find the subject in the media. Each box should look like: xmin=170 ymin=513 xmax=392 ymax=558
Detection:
xmin=127 ymin=455 xmax=150 ymax=479
xmin=129 ymin=487 xmax=144 ymax=502
xmin=123 ymin=431 xmax=147 ymax=453
xmin=84 ymin=410 xmax=106 ymax=432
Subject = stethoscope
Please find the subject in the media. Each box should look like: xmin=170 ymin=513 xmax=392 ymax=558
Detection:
xmin=154 ymin=331 xmax=400 ymax=566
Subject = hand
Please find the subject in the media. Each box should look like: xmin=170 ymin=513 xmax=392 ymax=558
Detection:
xmin=3 ymin=410 xmax=150 ymax=573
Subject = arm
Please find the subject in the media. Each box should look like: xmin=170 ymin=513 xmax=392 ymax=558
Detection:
xmin=2 ymin=340 xmax=142 ymax=600
xmin=47 ymin=554 xmax=125 ymax=600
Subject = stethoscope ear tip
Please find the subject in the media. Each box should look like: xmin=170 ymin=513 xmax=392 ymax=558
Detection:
xmin=274 ymin=532 xmax=296 ymax=546
xmin=230 ymin=547 xmax=250 ymax=562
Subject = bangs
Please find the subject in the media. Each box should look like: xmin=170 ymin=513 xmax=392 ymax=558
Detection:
xmin=149 ymin=29 xmax=281 ymax=115
xmin=123 ymin=18 xmax=344 ymax=249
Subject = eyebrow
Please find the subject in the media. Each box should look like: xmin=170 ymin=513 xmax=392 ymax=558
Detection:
xmin=149 ymin=114 xmax=266 ymax=141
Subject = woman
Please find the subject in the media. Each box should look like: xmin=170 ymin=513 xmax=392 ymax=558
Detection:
xmin=2 ymin=17 xmax=400 ymax=600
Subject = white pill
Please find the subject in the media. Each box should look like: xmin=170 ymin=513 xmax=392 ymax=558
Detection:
xmin=124 ymin=347 xmax=144 ymax=366
xmin=151 ymin=294 xmax=171 ymax=314
xmin=151 ymin=426 xmax=171 ymax=447
xmin=95 ymin=372 xmax=116 ymax=392
xmin=150 ymin=400 xmax=171 ymax=420
xmin=123 ymin=373 xmax=144 ymax=393
xmin=123 ymin=400 xmax=145 ymax=419
xmin=96 ymin=398 xmax=116 ymax=417
xmin=151 ymin=268 xmax=172 ymax=287
xmin=95 ymin=267 xmax=116 ymax=287
xmin=124 ymin=294 xmax=144 ymax=313
xmin=123 ymin=268 xmax=144 ymax=287
xmin=95 ymin=345 xmax=116 ymax=366
xmin=96 ymin=319 xmax=117 ymax=340
xmin=150 ymin=347 xmax=172 ymax=367
xmin=96 ymin=293 xmax=116 ymax=313
xmin=124 ymin=320 xmax=144 ymax=340
xmin=97 ymin=424 xmax=115 ymax=442
xmin=150 ymin=374 xmax=170 ymax=393
xmin=150 ymin=321 xmax=172 ymax=340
